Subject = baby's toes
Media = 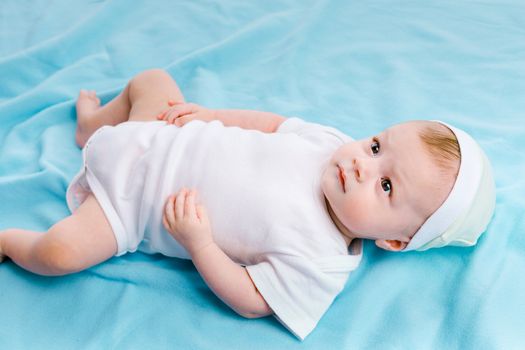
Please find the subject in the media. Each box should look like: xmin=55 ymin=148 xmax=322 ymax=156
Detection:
xmin=76 ymin=89 xmax=102 ymax=121
xmin=88 ymin=91 xmax=101 ymax=106
xmin=76 ymin=89 xmax=90 ymax=107
xmin=77 ymin=89 xmax=89 ymax=100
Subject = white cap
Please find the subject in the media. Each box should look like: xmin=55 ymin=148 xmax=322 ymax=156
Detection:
xmin=404 ymin=122 xmax=496 ymax=251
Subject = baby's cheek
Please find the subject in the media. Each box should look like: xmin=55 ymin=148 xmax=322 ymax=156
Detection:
xmin=340 ymin=199 xmax=375 ymax=233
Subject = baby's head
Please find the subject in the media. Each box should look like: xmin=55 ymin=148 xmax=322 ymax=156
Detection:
xmin=322 ymin=120 xmax=495 ymax=251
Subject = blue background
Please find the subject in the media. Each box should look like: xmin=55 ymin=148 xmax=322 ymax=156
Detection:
xmin=1 ymin=1 xmax=524 ymax=348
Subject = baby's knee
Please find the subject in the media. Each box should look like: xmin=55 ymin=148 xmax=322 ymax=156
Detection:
xmin=131 ymin=68 xmax=172 ymax=88
xmin=128 ymin=68 xmax=173 ymax=101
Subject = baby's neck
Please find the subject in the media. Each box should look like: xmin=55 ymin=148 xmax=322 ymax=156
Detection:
xmin=324 ymin=197 xmax=353 ymax=247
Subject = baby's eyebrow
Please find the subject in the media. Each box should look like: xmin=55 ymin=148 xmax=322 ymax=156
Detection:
xmin=383 ymin=130 xmax=391 ymax=146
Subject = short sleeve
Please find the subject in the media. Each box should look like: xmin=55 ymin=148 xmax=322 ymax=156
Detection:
xmin=245 ymin=249 xmax=362 ymax=340
xmin=276 ymin=117 xmax=353 ymax=146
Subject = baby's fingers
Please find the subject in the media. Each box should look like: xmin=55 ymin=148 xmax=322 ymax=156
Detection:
xmin=162 ymin=213 xmax=170 ymax=232
xmin=156 ymin=107 xmax=181 ymax=122
xmin=156 ymin=109 xmax=179 ymax=123
xmin=174 ymin=189 xmax=187 ymax=220
xmin=195 ymin=204 xmax=208 ymax=223
xmin=184 ymin=189 xmax=198 ymax=219
xmin=164 ymin=195 xmax=176 ymax=226
xmin=157 ymin=109 xmax=169 ymax=120
xmin=165 ymin=110 xmax=180 ymax=124
xmin=173 ymin=114 xmax=195 ymax=127
xmin=166 ymin=104 xmax=197 ymax=123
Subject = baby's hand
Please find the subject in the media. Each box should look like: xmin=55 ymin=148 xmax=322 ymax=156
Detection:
xmin=157 ymin=101 xmax=216 ymax=127
xmin=162 ymin=188 xmax=213 ymax=256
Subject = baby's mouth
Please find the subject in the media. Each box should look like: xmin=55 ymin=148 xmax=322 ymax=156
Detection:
xmin=338 ymin=164 xmax=346 ymax=193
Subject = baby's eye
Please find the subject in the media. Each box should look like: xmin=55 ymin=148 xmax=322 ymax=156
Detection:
xmin=381 ymin=178 xmax=392 ymax=194
xmin=371 ymin=139 xmax=380 ymax=155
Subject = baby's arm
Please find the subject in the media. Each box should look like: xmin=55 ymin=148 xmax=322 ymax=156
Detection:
xmin=157 ymin=102 xmax=285 ymax=133
xmin=162 ymin=188 xmax=273 ymax=318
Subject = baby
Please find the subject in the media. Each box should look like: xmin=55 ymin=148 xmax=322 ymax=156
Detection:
xmin=0 ymin=69 xmax=495 ymax=340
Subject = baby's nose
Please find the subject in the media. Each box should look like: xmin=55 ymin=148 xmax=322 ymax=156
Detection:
xmin=353 ymin=157 xmax=375 ymax=182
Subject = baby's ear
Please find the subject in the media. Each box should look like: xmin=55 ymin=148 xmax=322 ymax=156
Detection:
xmin=375 ymin=239 xmax=408 ymax=252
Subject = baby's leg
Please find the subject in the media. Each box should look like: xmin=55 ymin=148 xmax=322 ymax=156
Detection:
xmin=76 ymin=69 xmax=185 ymax=148
xmin=0 ymin=194 xmax=117 ymax=276
xmin=126 ymin=68 xmax=185 ymax=122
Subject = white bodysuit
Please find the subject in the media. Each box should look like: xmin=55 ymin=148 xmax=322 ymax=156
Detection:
xmin=66 ymin=117 xmax=363 ymax=340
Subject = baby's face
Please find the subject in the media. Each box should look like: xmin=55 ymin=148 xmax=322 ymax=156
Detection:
xmin=321 ymin=121 xmax=452 ymax=250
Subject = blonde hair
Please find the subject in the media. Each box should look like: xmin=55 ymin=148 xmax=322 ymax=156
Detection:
xmin=419 ymin=122 xmax=461 ymax=178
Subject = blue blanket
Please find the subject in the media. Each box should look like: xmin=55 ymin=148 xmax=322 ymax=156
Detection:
xmin=1 ymin=0 xmax=524 ymax=348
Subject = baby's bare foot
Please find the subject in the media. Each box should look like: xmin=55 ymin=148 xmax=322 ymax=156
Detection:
xmin=76 ymin=90 xmax=101 ymax=147
xmin=76 ymin=89 xmax=101 ymax=123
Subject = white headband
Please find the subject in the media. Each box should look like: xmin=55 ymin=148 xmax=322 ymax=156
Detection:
xmin=404 ymin=121 xmax=495 ymax=251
